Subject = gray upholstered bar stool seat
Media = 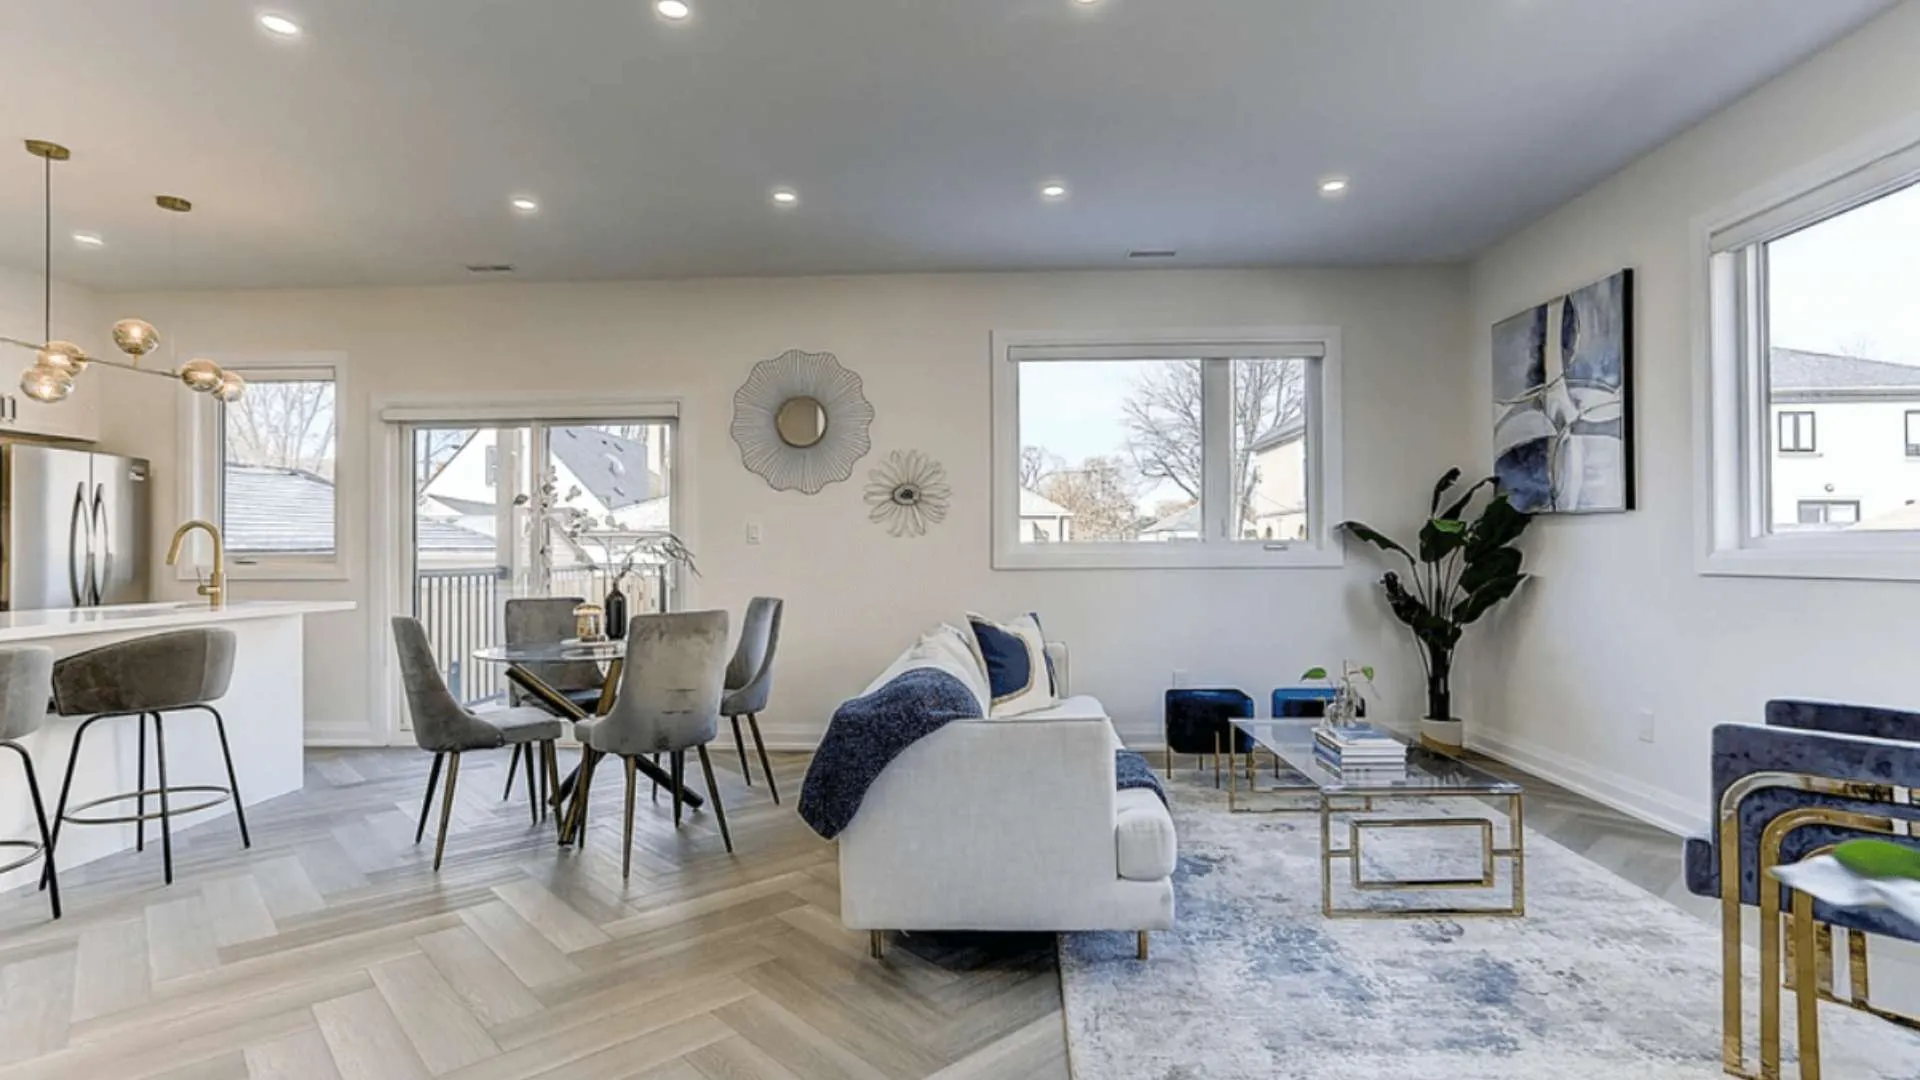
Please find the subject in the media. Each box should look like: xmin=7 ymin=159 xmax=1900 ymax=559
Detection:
xmin=500 ymin=597 xmax=605 ymax=803
xmin=42 ymin=628 xmax=249 ymax=888
xmin=570 ymin=610 xmax=734 ymax=878
xmin=0 ymin=646 xmax=60 ymax=919
xmin=392 ymin=616 xmax=564 ymax=870
xmin=721 ymin=597 xmax=783 ymax=803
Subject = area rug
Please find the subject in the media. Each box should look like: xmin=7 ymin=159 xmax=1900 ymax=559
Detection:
xmin=1060 ymin=777 xmax=1920 ymax=1080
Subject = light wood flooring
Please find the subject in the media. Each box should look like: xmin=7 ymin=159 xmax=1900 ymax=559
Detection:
xmin=0 ymin=744 xmax=1714 ymax=1080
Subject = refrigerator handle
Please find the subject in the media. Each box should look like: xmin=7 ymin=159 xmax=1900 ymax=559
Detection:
xmin=68 ymin=482 xmax=87 ymax=607
xmin=90 ymin=485 xmax=108 ymax=606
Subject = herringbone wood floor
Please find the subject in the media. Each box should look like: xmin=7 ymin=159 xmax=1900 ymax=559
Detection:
xmin=0 ymin=748 xmax=1069 ymax=1080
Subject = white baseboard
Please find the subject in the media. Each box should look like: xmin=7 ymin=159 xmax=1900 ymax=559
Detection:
xmin=1468 ymin=728 xmax=1704 ymax=838
xmin=306 ymin=723 xmax=383 ymax=747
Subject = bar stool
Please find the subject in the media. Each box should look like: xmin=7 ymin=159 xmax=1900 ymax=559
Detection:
xmin=41 ymin=628 xmax=248 ymax=889
xmin=0 ymin=646 xmax=59 ymax=919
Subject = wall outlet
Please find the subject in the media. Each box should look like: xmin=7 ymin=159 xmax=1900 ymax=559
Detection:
xmin=1171 ymin=669 xmax=1188 ymax=688
xmin=745 ymin=520 xmax=763 ymax=545
xmin=1636 ymin=707 xmax=1656 ymax=744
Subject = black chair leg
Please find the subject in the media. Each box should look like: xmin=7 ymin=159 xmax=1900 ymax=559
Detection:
xmin=730 ymin=715 xmax=752 ymax=785
xmin=747 ymin=714 xmax=779 ymax=805
xmin=136 ymin=713 xmax=147 ymax=853
xmin=696 ymin=744 xmax=733 ymax=854
xmin=671 ymin=752 xmax=685 ymax=827
xmin=621 ymin=756 xmax=638 ymax=880
xmin=522 ymin=743 xmax=539 ymax=826
xmin=416 ymin=752 xmax=444 ymax=844
xmin=650 ymin=752 xmax=659 ymax=802
xmin=40 ymin=715 xmax=97 ymax=892
xmin=545 ymin=742 xmax=563 ymax=838
xmin=502 ymin=744 xmax=522 ymax=800
xmin=205 ymin=706 xmax=250 ymax=848
xmin=153 ymin=711 xmax=173 ymax=885
xmin=433 ymin=752 xmax=462 ymax=871
xmin=4 ymin=742 xmax=59 ymax=919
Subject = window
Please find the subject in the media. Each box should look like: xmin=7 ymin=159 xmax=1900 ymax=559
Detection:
xmin=991 ymin=329 xmax=1342 ymax=569
xmin=1796 ymin=500 xmax=1861 ymax=527
xmin=1776 ymin=411 xmax=1816 ymax=454
xmin=1700 ymin=131 xmax=1920 ymax=579
xmin=185 ymin=354 xmax=347 ymax=578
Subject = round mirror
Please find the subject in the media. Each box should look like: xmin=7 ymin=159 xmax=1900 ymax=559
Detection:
xmin=775 ymin=396 xmax=829 ymax=448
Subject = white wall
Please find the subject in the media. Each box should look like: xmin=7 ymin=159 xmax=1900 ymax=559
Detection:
xmin=97 ymin=268 xmax=1469 ymax=747
xmin=1464 ymin=2 xmax=1920 ymax=833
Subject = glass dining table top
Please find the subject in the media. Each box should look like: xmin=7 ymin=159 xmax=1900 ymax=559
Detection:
xmin=471 ymin=639 xmax=628 ymax=664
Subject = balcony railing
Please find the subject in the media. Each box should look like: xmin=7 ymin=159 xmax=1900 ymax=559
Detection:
xmin=413 ymin=564 xmax=670 ymax=706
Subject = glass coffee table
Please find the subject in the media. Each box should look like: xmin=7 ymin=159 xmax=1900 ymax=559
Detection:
xmin=1228 ymin=718 xmax=1525 ymax=919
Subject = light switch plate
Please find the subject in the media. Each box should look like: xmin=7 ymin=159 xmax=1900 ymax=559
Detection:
xmin=745 ymin=520 xmax=763 ymax=545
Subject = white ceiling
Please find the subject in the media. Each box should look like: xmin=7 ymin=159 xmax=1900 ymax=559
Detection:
xmin=0 ymin=0 xmax=1896 ymax=290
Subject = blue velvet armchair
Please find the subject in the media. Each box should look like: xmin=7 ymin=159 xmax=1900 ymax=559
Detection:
xmin=1684 ymin=700 xmax=1920 ymax=1077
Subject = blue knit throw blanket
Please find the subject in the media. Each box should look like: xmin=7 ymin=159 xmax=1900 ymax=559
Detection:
xmin=799 ymin=667 xmax=1168 ymax=840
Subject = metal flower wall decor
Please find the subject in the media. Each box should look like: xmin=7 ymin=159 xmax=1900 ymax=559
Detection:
xmin=865 ymin=450 xmax=951 ymax=538
xmin=731 ymin=349 xmax=875 ymax=494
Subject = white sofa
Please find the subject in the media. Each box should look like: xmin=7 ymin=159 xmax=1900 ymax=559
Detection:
xmin=838 ymin=643 xmax=1177 ymax=959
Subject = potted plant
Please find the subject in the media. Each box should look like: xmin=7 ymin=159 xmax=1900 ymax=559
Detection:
xmin=1342 ymin=469 xmax=1532 ymax=749
xmin=1301 ymin=662 xmax=1374 ymax=727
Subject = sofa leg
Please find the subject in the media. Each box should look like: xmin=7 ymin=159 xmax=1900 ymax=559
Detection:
xmin=870 ymin=930 xmax=887 ymax=960
xmin=1137 ymin=931 xmax=1149 ymax=961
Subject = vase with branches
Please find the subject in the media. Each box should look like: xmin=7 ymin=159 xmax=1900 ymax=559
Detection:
xmin=1341 ymin=469 xmax=1532 ymax=745
xmin=514 ymin=471 xmax=698 ymax=636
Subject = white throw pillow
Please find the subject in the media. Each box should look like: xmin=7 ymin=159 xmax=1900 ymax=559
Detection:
xmin=965 ymin=612 xmax=1058 ymax=718
xmin=860 ymin=624 xmax=991 ymax=716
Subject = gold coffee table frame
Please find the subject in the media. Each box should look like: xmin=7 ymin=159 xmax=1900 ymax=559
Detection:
xmin=1228 ymin=719 xmax=1525 ymax=920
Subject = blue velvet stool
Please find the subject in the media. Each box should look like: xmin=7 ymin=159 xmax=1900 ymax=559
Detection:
xmin=1163 ymin=688 xmax=1253 ymax=788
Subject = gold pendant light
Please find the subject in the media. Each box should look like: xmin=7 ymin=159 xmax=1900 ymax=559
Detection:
xmin=3 ymin=140 xmax=244 ymax=404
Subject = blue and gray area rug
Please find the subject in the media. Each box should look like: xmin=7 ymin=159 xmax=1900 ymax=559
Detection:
xmin=1061 ymin=777 xmax=1920 ymax=1079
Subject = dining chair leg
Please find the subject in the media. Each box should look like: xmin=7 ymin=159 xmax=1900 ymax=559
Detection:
xmin=433 ymin=752 xmax=462 ymax=871
xmin=671 ymin=752 xmax=685 ymax=827
xmin=415 ymin=752 xmax=445 ymax=844
xmin=135 ymin=713 xmax=148 ymax=853
xmin=650 ymin=752 xmax=660 ymax=802
xmin=153 ymin=711 xmax=174 ymax=885
xmin=3 ymin=742 xmax=59 ymax=919
xmin=522 ymin=743 xmax=540 ymax=826
xmin=544 ymin=742 xmax=562 ymax=836
xmin=730 ymin=716 xmax=752 ymax=786
xmin=747 ymin=714 xmax=780 ymax=805
xmin=567 ymin=750 xmax=599 ymax=847
xmin=622 ymin=756 xmax=638 ymax=880
xmin=502 ymin=744 xmax=522 ymax=801
xmin=206 ymin=707 xmax=251 ymax=849
xmin=696 ymin=744 xmax=734 ymax=854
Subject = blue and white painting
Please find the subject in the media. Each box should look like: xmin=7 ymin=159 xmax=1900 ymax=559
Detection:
xmin=1491 ymin=269 xmax=1635 ymax=514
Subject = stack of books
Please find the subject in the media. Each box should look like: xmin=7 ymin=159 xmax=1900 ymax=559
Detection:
xmin=1313 ymin=723 xmax=1407 ymax=777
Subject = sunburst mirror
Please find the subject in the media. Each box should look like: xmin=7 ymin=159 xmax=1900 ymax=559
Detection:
xmin=731 ymin=349 xmax=875 ymax=494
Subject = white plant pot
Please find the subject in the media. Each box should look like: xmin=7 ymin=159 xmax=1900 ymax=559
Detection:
xmin=1420 ymin=717 xmax=1464 ymax=751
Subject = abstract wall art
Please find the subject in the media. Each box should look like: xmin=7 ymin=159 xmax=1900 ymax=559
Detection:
xmin=1491 ymin=268 xmax=1635 ymax=514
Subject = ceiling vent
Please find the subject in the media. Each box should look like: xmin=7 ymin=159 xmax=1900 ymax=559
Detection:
xmin=1128 ymin=250 xmax=1177 ymax=260
xmin=465 ymin=263 xmax=515 ymax=275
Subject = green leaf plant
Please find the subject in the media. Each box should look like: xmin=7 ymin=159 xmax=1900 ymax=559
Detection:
xmin=1342 ymin=469 xmax=1534 ymax=723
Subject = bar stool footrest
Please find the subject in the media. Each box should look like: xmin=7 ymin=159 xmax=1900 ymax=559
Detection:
xmin=0 ymin=838 xmax=47 ymax=876
xmin=61 ymin=785 xmax=234 ymax=825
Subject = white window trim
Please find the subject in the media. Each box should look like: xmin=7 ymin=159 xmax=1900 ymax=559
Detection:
xmin=179 ymin=351 xmax=351 ymax=582
xmin=990 ymin=327 xmax=1344 ymax=570
xmin=1694 ymin=113 xmax=1920 ymax=582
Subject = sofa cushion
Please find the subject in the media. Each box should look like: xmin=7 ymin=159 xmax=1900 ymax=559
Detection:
xmin=966 ymin=612 xmax=1058 ymax=717
xmin=1116 ymin=787 xmax=1177 ymax=881
xmin=862 ymin=625 xmax=990 ymax=713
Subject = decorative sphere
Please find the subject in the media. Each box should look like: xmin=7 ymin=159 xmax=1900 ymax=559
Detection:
xmin=214 ymin=370 xmax=246 ymax=403
xmin=179 ymin=358 xmax=225 ymax=393
xmin=111 ymin=318 xmax=160 ymax=356
xmin=20 ymin=363 xmax=75 ymax=403
xmin=36 ymin=340 xmax=87 ymax=374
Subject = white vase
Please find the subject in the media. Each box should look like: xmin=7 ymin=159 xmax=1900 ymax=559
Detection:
xmin=1420 ymin=717 xmax=1464 ymax=751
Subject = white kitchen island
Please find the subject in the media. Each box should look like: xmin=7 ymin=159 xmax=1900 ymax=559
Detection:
xmin=0 ymin=600 xmax=353 ymax=892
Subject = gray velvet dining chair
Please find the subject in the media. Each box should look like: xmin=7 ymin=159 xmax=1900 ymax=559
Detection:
xmin=0 ymin=646 xmax=58 ymax=919
xmin=722 ymin=597 xmax=784 ymax=803
xmin=500 ymin=597 xmax=604 ymax=801
xmin=568 ymin=610 xmax=733 ymax=878
xmin=391 ymin=616 xmax=565 ymax=870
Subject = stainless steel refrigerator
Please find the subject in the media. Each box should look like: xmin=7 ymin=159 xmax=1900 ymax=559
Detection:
xmin=0 ymin=445 xmax=150 ymax=610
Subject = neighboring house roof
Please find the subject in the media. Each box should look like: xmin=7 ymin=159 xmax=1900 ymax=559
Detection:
xmin=1019 ymin=488 xmax=1073 ymax=518
xmin=1248 ymin=412 xmax=1308 ymax=453
xmin=1771 ymin=348 xmax=1920 ymax=397
xmin=228 ymin=465 xmax=491 ymax=553
xmin=430 ymin=494 xmax=497 ymax=517
xmin=1143 ymin=503 xmax=1200 ymax=535
xmin=550 ymin=427 xmax=657 ymax=511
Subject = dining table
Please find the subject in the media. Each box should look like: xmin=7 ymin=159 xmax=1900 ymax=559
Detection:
xmin=470 ymin=638 xmax=704 ymax=844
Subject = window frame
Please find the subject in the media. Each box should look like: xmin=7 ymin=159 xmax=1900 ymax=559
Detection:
xmin=1904 ymin=410 xmax=1920 ymax=458
xmin=1795 ymin=499 xmax=1861 ymax=527
xmin=990 ymin=327 xmax=1343 ymax=570
xmin=1775 ymin=410 xmax=1817 ymax=454
xmin=1695 ymin=117 xmax=1920 ymax=581
xmin=181 ymin=351 xmax=350 ymax=582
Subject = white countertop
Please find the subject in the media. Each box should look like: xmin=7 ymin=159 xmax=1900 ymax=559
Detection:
xmin=0 ymin=599 xmax=357 ymax=643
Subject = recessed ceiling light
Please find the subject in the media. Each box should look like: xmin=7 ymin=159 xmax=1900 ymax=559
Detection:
xmin=1040 ymin=182 xmax=1069 ymax=200
xmin=72 ymin=232 xmax=104 ymax=247
xmin=510 ymin=196 xmax=539 ymax=213
xmin=258 ymin=13 xmax=301 ymax=36
xmin=770 ymin=187 xmax=799 ymax=207
xmin=1319 ymin=176 xmax=1350 ymax=196
xmin=655 ymin=0 xmax=691 ymax=19
xmin=1073 ymin=0 xmax=1102 ymax=5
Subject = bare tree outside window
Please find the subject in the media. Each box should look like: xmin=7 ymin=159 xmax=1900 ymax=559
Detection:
xmin=224 ymin=378 xmax=337 ymax=479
